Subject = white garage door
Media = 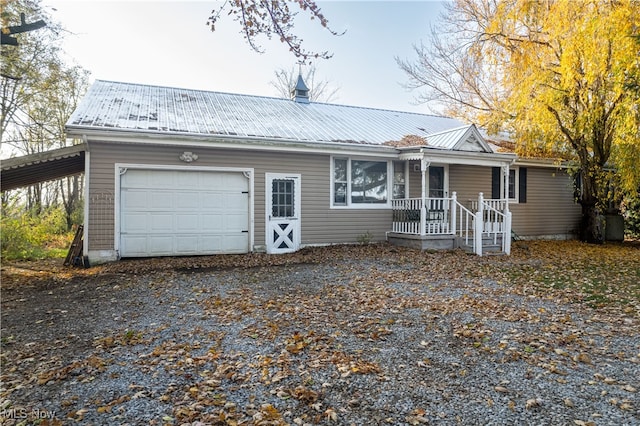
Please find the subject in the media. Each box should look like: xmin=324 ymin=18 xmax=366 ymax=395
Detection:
xmin=119 ymin=169 xmax=250 ymax=257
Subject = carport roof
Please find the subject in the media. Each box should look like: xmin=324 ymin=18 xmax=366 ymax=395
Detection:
xmin=1 ymin=144 xmax=86 ymax=191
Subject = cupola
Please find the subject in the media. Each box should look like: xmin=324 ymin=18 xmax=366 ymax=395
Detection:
xmin=292 ymin=74 xmax=310 ymax=104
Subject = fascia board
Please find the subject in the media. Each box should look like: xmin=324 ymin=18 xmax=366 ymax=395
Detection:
xmin=515 ymin=158 xmax=570 ymax=168
xmin=71 ymin=127 xmax=399 ymax=158
xmin=400 ymin=149 xmax=515 ymax=166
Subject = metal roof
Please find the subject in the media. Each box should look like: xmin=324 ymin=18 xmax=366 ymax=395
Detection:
xmin=425 ymin=125 xmax=492 ymax=152
xmin=1 ymin=144 xmax=86 ymax=191
xmin=66 ymin=80 xmax=469 ymax=148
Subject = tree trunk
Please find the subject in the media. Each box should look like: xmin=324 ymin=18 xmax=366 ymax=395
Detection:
xmin=580 ymin=202 xmax=604 ymax=244
xmin=60 ymin=176 xmax=81 ymax=230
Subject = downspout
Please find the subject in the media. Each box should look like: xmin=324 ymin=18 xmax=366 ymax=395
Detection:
xmin=82 ymin=135 xmax=89 ymax=259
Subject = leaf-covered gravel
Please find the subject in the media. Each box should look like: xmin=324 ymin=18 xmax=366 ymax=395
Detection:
xmin=1 ymin=241 xmax=638 ymax=425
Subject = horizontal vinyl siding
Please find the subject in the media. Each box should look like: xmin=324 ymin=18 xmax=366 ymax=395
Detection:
xmin=87 ymin=141 xmax=392 ymax=253
xmin=409 ymin=164 xmax=580 ymax=238
xmin=448 ymin=165 xmax=491 ymax=204
xmin=510 ymin=167 xmax=580 ymax=237
xmin=407 ymin=164 xmax=492 ymax=203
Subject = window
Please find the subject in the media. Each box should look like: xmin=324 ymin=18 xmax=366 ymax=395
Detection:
xmin=271 ymin=179 xmax=295 ymax=217
xmin=492 ymin=166 xmax=527 ymax=203
xmin=351 ymin=160 xmax=387 ymax=204
xmin=332 ymin=158 xmax=405 ymax=207
xmin=333 ymin=158 xmax=348 ymax=206
xmin=393 ymin=161 xmax=406 ymax=199
xmin=507 ymin=169 xmax=516 ymax=200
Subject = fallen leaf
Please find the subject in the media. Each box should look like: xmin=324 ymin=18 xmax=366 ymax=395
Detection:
xmin=526 ymin=398 xmax=542 ymax=409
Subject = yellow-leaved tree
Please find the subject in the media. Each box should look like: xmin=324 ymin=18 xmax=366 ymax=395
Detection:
xmin=399 ymin=0 xmax=640 ymax=243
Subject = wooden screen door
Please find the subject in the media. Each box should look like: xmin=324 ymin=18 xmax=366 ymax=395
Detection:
xmin=266 ymin=173 xmax=301 ymax=254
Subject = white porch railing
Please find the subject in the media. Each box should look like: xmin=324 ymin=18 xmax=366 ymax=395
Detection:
xmin=474 ymin=193 xmax=512 ymax=256
xmin=391 ymin=192 xmax=511 ymax=256
xmin=391 ymin=196 xmax=453 ymax=235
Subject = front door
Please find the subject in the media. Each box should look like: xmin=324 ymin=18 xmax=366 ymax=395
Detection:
xmin=266 ymin=173 xmax=301 ymax=254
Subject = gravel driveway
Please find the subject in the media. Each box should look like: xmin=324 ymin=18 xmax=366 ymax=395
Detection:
xmin=1 ymin=244 xmax=638 ymax=425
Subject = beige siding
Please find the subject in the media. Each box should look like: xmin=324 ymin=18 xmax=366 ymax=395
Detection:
xmin=510 ymin=167 xmax=581 ymax=237
xmin=408 ymin=163 xmax=581 ymax=238
xmin=87 ymin=142 xmax=392 ymax=252
xmin=448 ymin=164 xmax=491 ymax=203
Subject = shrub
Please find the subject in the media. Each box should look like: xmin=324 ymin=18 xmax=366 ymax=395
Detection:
xmin=622 ymin=194 xmax=640 ymax=239
xmin=1 ymin=206 xmax=72 ymax=260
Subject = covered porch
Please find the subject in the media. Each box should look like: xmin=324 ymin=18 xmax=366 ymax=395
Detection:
xmin=387 ymin=193 xmax=511 ymax=255
xmin=385 ymin=126 xmax=516 ymax=255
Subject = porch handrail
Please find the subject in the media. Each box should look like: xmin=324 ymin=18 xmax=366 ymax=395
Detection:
xmin=480 ymin=197 xmax=511 ymax=255
xmin=452 ymin=193 xmax=475 ymax=248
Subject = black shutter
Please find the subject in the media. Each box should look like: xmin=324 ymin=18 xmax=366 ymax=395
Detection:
xmin=518 ymin=167 xmax=527 ymax=203
xmin=491 ymin=167 xmax=501 ymax=199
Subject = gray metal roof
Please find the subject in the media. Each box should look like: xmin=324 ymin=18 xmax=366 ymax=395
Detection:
xmin=67 ymin=80 xmax=468 ymax=147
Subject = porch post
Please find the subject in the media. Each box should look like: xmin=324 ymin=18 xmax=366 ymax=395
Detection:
xmin=502 ymin=163 xmax=511 ymax=255
xmin=504 ymin=211 xmax=512 ymax=255
xmin=475 ymin=192 xmax=484 ymax=256
xmin=451 ymin=192 xmax=457 ymax=235
xmin=503 ymin=164 xmax=510 ymax=201
xmin=420 ymin=158 xmax=428 ymax=236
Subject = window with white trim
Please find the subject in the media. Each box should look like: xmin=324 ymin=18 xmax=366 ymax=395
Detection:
xmin=332 ymin=158 xmax=405 ymax=207
xmin=507 ymin=168 xmax=517 ymax=200
xmin=393 ymin=161 xmax=406 ymax=199
xmin=333 ymin=158 xmax=348 ymax=205
xmin=493 ymin=166 xmax=526 ymax=203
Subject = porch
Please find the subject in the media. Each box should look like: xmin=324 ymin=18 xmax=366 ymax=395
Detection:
xmin=387 ymin=193 xmax=512 ymax=256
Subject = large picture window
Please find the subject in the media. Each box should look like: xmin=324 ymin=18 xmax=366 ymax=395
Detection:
xmin=332 ymin=157 xmax=405 ymax=207
xmin=351 ymin=160 xmax=387 ymax=204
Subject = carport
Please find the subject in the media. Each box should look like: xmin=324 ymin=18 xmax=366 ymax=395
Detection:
xmin=0 ymin=144 xmax=86 ymax=191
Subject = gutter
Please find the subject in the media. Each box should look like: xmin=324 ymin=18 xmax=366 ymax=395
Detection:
xmin=66 ymin=126 xmax=400 ymax=158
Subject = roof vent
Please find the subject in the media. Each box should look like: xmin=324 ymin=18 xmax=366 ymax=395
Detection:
xmin=292 ymin=74 xmax=310 ymax=104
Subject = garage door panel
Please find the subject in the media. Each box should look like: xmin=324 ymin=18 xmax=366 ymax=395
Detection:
xmin=120 ymin=169 xmax=250 ymax=257
xmin=176 ymin=214 xmax=200 ymax=231
xmin=122 ymin=190 xmax=150 ymax=209
xmin=151 ymin=214 xmax=173 ymax=231
xmin=201 ymin=194 xmax=225 ymax=209
xmin=224 ymin=193 xmax=249 ymax=208
xmin=122 ymin=213 xmax=148 ymax=233
xmin=200 ymin=215 xmax=224 ymax=231
xmin=221 ymin=234 xmax=250 ymax=251
xmin=123 ymin=170 xmax=150 ymax=187
xmin=176 ymin=171 xmax=201 ymax=188
xmin=121 ymin=236 xmax=147 ymax=255
xmin=146 ymin=236 xmax=173 ymax=254
xmin=198 ymin=172 xmax=223 ymax=187
xmin=226 ymin=214 xmax=249 ymax=229
xmin=176 ymin=236 xmax=199 ymax=253
xmin=150 ymin=192 xmax=174 ymax=209
xmin=176 ymin=192 xmax=201 ymax=209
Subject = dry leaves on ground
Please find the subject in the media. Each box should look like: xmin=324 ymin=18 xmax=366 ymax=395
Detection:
xmin=0 ymin=241 xmax=638 ymax=425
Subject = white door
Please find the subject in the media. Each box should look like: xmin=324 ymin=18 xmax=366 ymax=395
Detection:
xmin=266 ymin=173 xmax=301 ymax=254
xmin=119 ymin=169 xmax=250 ymax=257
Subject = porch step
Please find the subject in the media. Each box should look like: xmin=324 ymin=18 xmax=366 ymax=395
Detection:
xmin=459 ymin=244 xmax=505 ymax=256
xmin=457 ymin=236 xmax=504 ymax=255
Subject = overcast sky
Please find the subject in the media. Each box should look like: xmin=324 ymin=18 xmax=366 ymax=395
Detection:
xmin=42 ymin=1 xmax=446 ymax=113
